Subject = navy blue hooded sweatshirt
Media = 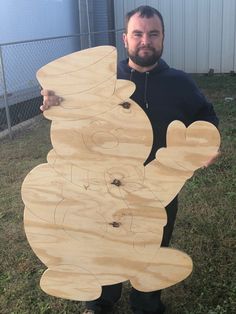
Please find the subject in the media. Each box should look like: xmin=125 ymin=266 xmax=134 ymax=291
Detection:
xmin=117 ymin=58 xmax=219 ymax=165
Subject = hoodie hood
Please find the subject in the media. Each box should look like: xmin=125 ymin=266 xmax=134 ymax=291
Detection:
xmin=117 ymin=58 xmax=169 ymax=109
xmin=117 ymin=58 xmax=170 ymax=78
xmin=117 ymin=57 xmax=218 ymax=165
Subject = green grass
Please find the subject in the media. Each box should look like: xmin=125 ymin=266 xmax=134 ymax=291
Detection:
xmin=0 ymin=74 xmax=235 ymax=313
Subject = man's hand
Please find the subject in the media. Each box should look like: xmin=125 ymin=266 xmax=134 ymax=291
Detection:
xmin=40 ymin=90 xmax=63 ymax=111
xmin=202 ymin=151 xmax=221 ymax=168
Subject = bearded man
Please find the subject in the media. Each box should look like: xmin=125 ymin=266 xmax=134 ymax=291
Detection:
xmin=41 ymin=6 xmax=219 ymax=314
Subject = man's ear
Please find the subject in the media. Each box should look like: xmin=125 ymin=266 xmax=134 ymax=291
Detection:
xmin=123 ymin=33 xmax=127 ymax=48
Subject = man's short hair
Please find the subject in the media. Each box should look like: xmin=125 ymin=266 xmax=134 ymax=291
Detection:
xmin=125 ymin=5 xmax=165 ymax=34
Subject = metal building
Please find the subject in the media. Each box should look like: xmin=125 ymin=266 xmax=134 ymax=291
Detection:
xmin=1 ymin=0 xmax=235 ymax=136
xmin=0 ymin=0 xmax=81 ymax=106
xmin=113 ymin=0 xmax=236 ymax=73
xmin=78 ymin=0 xmax=115 ymax=48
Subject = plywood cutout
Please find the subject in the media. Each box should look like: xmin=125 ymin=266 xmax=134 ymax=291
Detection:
xmin=21 ymin=46 xmax=221 ymax=301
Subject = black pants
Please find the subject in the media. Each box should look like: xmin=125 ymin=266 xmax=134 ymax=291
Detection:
xmin=86 ymin=197 xmax=178 ymax=313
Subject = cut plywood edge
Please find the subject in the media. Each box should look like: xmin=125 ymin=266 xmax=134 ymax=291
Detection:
xmin=22 ymin=46 xmax=220 ymax=301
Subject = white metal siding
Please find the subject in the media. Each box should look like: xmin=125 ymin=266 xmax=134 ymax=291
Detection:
xmin=0 ymin=0 xmax=80 ymax=43
xmin=114 ymin=0 xmax=236 ymax=73
xmin=0 ymin=0 xmax=81 ymax=100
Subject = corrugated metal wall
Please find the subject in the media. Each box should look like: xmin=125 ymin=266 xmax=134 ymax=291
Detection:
xmin=114 ymin=0 xmax=236 ymax=73
xmin=92 ymin=0 xmax=115 ymax=45
xmin=78 ymin=0 xmax=115 ymax=49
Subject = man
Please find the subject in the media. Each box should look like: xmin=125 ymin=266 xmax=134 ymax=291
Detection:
xmin=41 ymin=5 xmax=219 ymax=314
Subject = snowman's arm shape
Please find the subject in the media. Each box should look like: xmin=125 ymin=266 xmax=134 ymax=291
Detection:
xmin=145 ymin=120 xmax=221 ymax=207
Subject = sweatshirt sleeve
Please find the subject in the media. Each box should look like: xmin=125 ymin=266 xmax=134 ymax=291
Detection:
xmin=183 ymin=75 xmax=219 ymax=127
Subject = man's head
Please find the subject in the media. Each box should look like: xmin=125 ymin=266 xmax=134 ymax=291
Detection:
xmin=123 ymin=6 xmax=165 ymax=71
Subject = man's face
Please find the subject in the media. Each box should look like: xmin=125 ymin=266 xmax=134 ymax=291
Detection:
xmin=123 ymin=13 xmax=164 ymax=68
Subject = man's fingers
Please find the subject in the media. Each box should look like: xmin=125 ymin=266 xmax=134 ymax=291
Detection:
xmin=44 ymin=95 xmax=61 ymax=104
xmin=40 ymin=104 xmax=48 ymax=111
xmin=40 ymin=89 xmax=63 ymax=111
xmin=202 ymin=151 xmax=221 ymax=168
xmin=40 ymin=89 xmax=55 ymax=96
xmin=41 ymin=90 xmax=63 ymax=104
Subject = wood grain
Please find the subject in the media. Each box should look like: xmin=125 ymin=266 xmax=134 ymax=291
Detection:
xmin=22 ymin=46 xmax=220 ymax=301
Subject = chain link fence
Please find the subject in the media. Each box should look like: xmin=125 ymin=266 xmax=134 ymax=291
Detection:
xmin=0 ymin=35 xmax=82 ymax=138
xmin=0 ymin=29 xmax=124 ymax=139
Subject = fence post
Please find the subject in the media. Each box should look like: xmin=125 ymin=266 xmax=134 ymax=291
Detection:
xmin=0 ymin=46 xmax=12 ymax=139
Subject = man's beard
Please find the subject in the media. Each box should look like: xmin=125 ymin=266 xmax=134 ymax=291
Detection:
xmin=127 ymin=45 xmax=163 ymax=67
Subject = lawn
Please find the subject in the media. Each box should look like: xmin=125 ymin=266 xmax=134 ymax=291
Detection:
xmin=0 ymin=74 xmax=235 ymax=313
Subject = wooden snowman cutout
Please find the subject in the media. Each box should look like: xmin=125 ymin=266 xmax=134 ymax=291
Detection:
xmin=22 ymin=46 xmax=220 ymax=301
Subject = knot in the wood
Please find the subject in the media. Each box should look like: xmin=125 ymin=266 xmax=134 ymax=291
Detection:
xmin=109 ymin=221 xmax=121 ymax=228
xmin=111 ymin=178 xmax=122 ymax=187
xmin=119 ymin=101 xmax=131 ymax=109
